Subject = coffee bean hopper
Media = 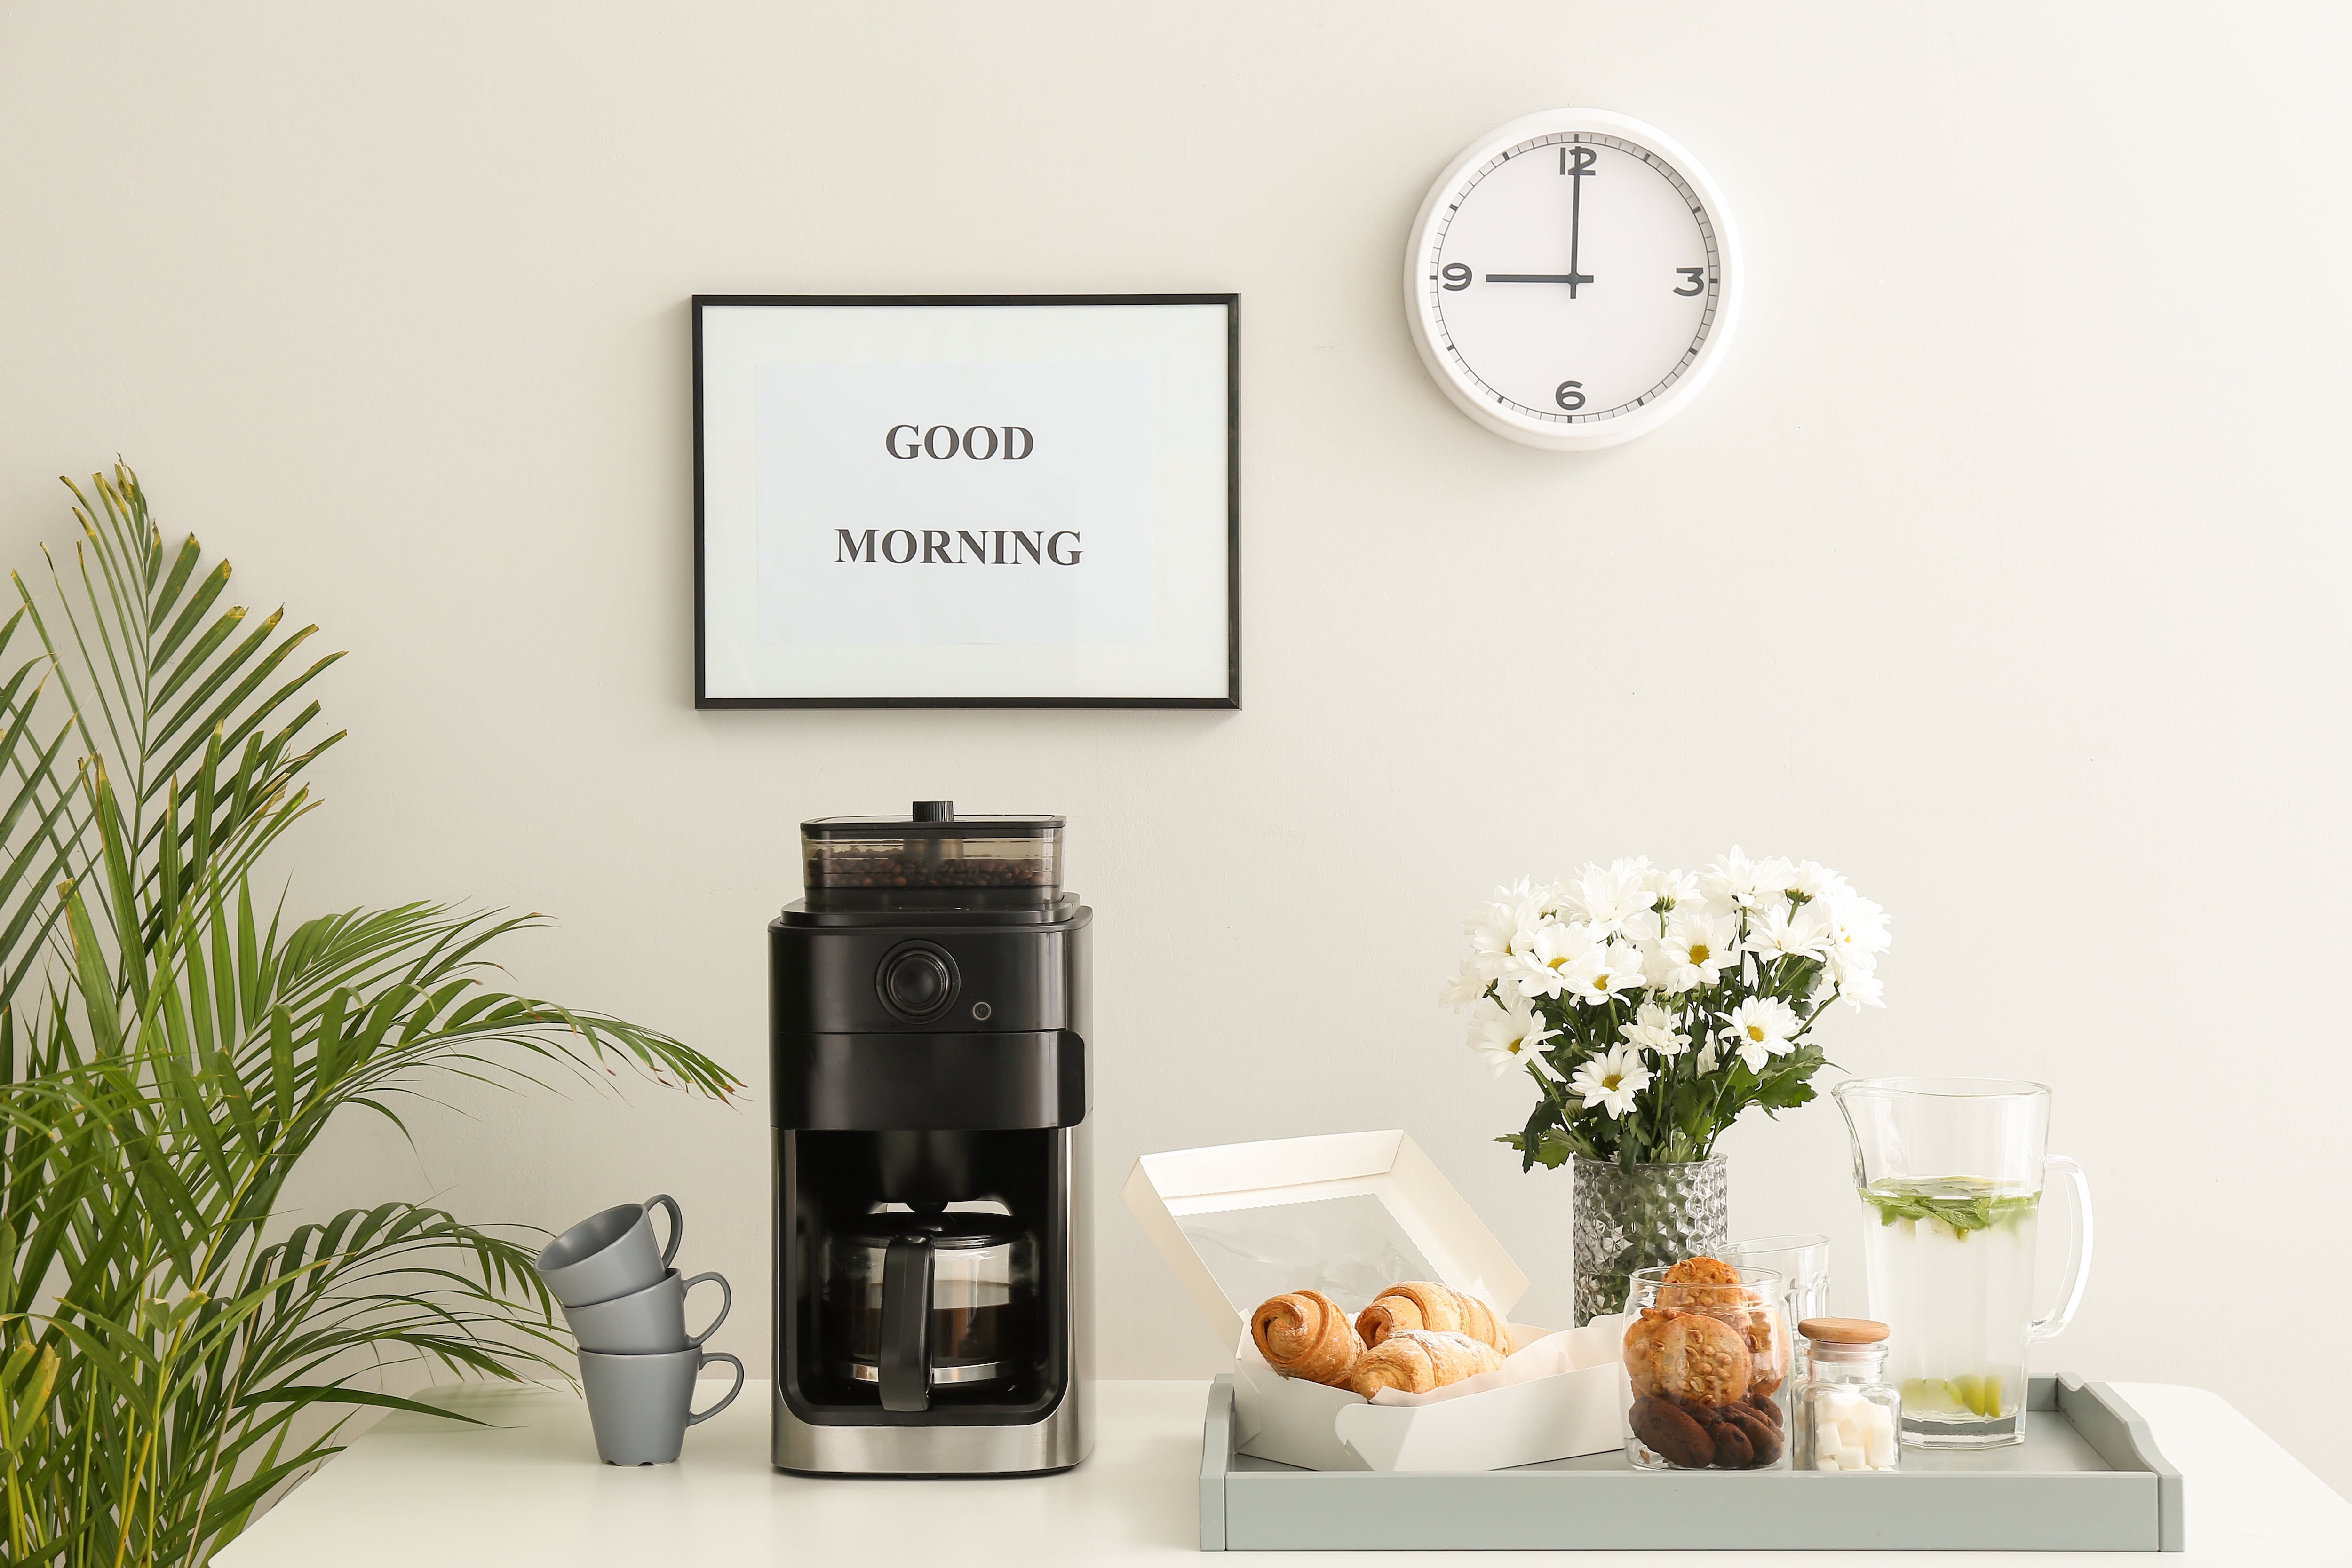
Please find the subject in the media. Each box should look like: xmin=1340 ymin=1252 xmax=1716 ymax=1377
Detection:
xmin=770 ymin=802 xmax=1092 ymax=1476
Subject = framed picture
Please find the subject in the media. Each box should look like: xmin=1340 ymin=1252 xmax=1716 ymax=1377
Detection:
xmin=693 ymin=294 xmax=1239 ymax=708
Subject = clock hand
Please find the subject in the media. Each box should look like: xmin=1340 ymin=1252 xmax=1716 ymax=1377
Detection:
xmin=1486 ymin=148 xmax=1598 ymax=291
xmin=1566 ymin=148 xmax=1594 ymax=299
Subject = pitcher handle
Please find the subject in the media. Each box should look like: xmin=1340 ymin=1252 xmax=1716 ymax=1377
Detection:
xmin=2027 ymin=1154 xmax=2093 ymax=1342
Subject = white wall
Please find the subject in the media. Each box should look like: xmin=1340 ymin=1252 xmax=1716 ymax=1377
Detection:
xmin=3 ymin=0 xmax=2347 ymax=1493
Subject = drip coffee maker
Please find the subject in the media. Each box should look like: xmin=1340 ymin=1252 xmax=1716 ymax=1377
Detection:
xmin=771 ymin=803 xmax=1092 ymax=1475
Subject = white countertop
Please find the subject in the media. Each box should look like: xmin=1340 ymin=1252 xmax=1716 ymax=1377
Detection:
xmin=215 ymin=1379 xmax=2349 ymax=1565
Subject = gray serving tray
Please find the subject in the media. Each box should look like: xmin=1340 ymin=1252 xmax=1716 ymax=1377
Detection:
xmin=1199 ymin=1374 xmax=2182 ymax=1552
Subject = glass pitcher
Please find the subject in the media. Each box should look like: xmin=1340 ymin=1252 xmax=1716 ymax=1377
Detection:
xmin=821 ymin=1213 xmax=1038 ymax=1411
xmin=1833 ymin=1078 xmax=2092 ymax=1449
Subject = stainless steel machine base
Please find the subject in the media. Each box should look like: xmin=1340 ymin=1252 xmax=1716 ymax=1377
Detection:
xmin=771 ymin=1381 xmax=1089 ymax=1476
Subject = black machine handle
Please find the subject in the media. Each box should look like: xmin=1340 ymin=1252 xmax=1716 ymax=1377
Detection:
xmin=878 ymin=1234 xmax=933 ymax=1413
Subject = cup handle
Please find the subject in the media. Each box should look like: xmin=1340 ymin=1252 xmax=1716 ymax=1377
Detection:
xmin=2028 ymin=1154 xmax=2094 ymax=1342
xmin=685 ymin=1351 xmax=744 ymax=1426
xmin=680 ymin=1271 xmax=732 ymax=1349
xmin=645 ymin=1194 xmax=684 ymax=1268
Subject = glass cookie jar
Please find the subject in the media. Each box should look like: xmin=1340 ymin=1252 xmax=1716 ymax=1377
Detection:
xmin=1792 ymin=1317 xmax=1902 ymax=1472
xmin=1621 ymin=1260 xmax=1791 ymax=1471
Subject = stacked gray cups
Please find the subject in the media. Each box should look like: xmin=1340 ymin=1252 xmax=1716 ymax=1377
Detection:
xmin=534 ymin=1194 xmax=743 ymax=1465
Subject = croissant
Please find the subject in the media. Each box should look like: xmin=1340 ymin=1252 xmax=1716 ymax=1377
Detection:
xmin=1250 ymin=1289 xmax=1364 ymax=1388
xmin=1354 ymin=1281 xmax=1509 ymax=1356
xmin=1349 ymin=1329 xmax=1505 ymax=1398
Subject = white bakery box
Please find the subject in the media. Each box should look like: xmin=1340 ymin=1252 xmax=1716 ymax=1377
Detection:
xmin=1122 ymin=1128 xmax=1630 ymax=1473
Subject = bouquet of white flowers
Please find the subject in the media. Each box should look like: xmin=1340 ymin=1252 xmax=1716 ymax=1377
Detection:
xmin=1443 ymin=848 xmax=1890 ymax=1170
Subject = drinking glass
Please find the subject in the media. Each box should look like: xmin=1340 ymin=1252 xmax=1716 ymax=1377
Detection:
xmin=1834 ymin=1077 xmax=2093 ymax=1449
xmin=1722 ymin=1235 xmax=1830 ymax=1377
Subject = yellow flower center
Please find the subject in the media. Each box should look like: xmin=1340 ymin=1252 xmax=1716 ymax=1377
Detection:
xmin=1590 ymin=974 xmax=1611 ymax=991
xmin=1549 ymin=956 xmax=1569 ymax=970
xmin=1506 ymin=1037 xmax=1524 ymax=1054
xmin=1689 ymin=943 xmax=1710 ymax=963
xmin=1747 ymin=1023 xmax=1767 ymax=1043
xmin=1601 ymin=1072 xmax=1623 ymax=1091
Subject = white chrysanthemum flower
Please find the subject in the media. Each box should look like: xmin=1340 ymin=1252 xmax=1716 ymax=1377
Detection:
xmin=1695 ymin=1036 xmax=1721 ymax=1074
xmin=1620 ymin=1000 xmax=1691 ymax=1059
xmin=1466 ymin=995 xmax=1559 ymax=1077
xmin=1721 ymin=997 xmax=1802 ymax=1071
xmin=1659 ymin=909 xmax=1741 ymax=993
xmin=1700 ymin=847 xmax=1780 ymax=911
xmin=1466 ymin=896 xmax=1539 ymax=975
xmin=1830 ymin=971 xmax=1886 ymax=1010
xmin=1510 ymin=919 xmax=1595 ymax=1001
xmin=1823 ymin=890 xmax=1891 ymax=963
xmin=1573 ymin=859 xmax=1657 ymax=939
xmin=1785 ymin=860 xmax=1851 ymax=905
xmin=1745 ymin=903 xmax=1833 ymax=964
xmin=1438 ymin=958 xmax=1493 ymax=1009
xmin=1635 ymin=935 xmax=1676 ymax=993
xmin=1560 ymin=940 xmax=1647 ymax=1007
xmin=1644 ymin=865 xmax=1700 ymax=918
xmin=1569 ymin=1043 xmax=1652 ymax=1118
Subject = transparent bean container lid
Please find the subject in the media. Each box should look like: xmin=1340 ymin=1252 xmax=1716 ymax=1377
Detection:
xmin=801 ymin=801 xmax=1063 ymax=911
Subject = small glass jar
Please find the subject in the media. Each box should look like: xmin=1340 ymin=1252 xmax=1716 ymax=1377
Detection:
xmin=1621 ymin=1260 xmax=1790 ymax=1471
xmin=1793 ymin=1318 xmax=1902 ymax=1472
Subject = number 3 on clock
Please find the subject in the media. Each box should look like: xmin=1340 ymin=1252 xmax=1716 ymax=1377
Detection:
xmin=1674 ymin=268 xmax=1707 ymax=296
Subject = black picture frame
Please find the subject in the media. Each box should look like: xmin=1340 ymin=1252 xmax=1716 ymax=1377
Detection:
xmin=692 ymin=293 xmax=1240 ymax=709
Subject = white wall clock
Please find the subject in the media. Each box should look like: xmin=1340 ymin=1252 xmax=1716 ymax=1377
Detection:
xmin=1403 ymin=108 xmax=1741 ymax=451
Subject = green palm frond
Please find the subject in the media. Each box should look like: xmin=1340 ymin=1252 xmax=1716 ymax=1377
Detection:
xmin=0 ymin=466 xmax=742 ymax=1567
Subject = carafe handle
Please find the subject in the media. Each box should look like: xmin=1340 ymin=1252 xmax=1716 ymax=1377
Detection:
xmin=879 ymin=1235 xmax=933 ymax=1412
xmin=2027 ymin=1154 xmax=2093 ymax=1343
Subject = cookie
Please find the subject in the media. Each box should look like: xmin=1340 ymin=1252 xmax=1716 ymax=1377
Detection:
xmin=1630 ymin=1394 xmax=1716 ymax=1469
xmin=1621 ymin=1307 xmax=1678 ymax=1398
xmin=1733 ymin=1306 xmax=1789 ymax=1397
xmin=1626 ymin=1306 xmax=1753 ymax=1407
xmin=1658 ymin=1255 xmax=1745 ymax=1310
xmin=1708 ymin=1408 xmax=1756 ymax=1467
xmin=1716 ymin=1402 xmax=1783 ymax=1467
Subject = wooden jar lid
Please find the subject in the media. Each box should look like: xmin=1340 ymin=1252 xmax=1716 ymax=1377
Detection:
xmin=1799 ymin=1316 xmax=1890 ymax=1344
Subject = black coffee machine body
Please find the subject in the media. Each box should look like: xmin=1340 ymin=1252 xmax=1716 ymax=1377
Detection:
xmin=771 ymin=803 xmax=1091 ymax=1475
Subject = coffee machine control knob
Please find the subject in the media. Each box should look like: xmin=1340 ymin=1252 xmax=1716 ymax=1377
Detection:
xmin=878 ymin=944 xmax=958 ymax=1021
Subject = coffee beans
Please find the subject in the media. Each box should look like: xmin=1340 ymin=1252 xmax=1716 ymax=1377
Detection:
xmin=808 ymin=853 xmax=1049 ymax=890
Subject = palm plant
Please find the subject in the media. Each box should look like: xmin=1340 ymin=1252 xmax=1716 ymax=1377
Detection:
xmin=0 ymin=467 xmax=740 ymax=1567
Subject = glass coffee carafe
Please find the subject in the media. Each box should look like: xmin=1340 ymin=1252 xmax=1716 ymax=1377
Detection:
xmin=822 ymin=1213 xmax=1038 ymax=1411
xmin=1834 ymin=1078 xmax=2093 ymax=1449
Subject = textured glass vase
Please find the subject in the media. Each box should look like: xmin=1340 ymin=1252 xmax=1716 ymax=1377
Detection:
xmin=1572 ymin=1155 xmax=1730 ymax=1325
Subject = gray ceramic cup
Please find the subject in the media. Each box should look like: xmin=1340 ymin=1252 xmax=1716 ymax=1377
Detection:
xmin=578 ymin=1346 xmax=745 ymax=1465
xmin=564 ymin=1269 xmax=731 ymax=1354
xmin=534 ymin=1195 xmax=682 ymax=1308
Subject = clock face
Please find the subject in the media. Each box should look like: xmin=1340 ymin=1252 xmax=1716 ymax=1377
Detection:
xmin=1403 ymin=110 xmax=1741 ymax=450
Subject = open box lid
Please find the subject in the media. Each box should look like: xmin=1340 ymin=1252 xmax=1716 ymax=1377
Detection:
xmin=1121 ymin=1129 xmax=1531 ymax=1352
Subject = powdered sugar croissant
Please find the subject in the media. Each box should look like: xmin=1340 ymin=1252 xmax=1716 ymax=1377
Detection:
xmin=1250 ymin=1289 xmax=1364 ymax=1388
xmin=1355 ymin=1281 xmax=1510 ymax=1356
xmin=1349 ymin=1328 xmax=1505 ymax=1398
